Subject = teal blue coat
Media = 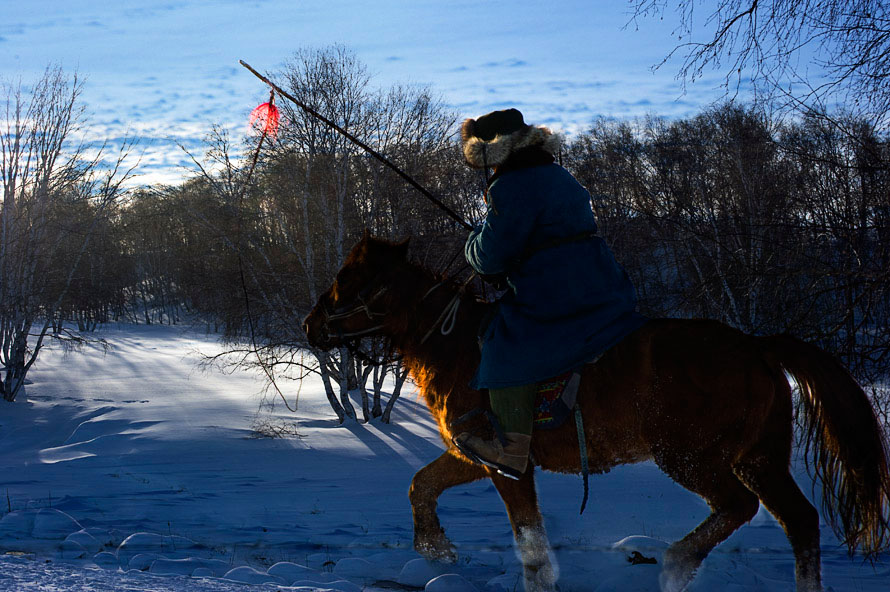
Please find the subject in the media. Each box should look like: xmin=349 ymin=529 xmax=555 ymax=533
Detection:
xmin=465 ymin=162 xmax=646 ymax=389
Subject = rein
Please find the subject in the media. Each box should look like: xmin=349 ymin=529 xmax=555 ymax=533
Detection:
xmin=322 ymin=272 xmax=477 ymax=346
xmin=420 ymin=273 xmax=477 ymax=344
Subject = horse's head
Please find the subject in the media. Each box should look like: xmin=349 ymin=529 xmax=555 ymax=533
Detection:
xmin=303 ymin=232 xmax=411 ymax=349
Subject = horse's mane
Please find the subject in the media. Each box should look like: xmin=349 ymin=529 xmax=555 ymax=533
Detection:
xmin=390 ymin=252 xmax=490 ymax=411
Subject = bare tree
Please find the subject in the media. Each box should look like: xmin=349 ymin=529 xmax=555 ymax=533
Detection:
xmin=263 ymin=46 xmax=379 ymax=421
xmin=631 ymin=1 xmax=890 ymax=127
xmin=0 ymin=66 xmax=134 ymax=401
xmin=565 ymin=104 xmax=890 ymax=394
xmin=251 ymin=46 xmax=465 ymax=423
xmin=163 ymin=46 xmax=474 ymax=424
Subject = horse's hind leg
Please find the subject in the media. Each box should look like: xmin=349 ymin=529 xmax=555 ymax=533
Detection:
xmin=732 ymin=365 xmax=822 ymax=592
xmin=656 ymin=454 xmax=760 ymax=592
xmin=734 ymin=457 xmax=822 ymax=591
xmin=490 ymin=469 xmax=557 ymax=592
xmin=409 ymin=451 xmax=487 ymax=561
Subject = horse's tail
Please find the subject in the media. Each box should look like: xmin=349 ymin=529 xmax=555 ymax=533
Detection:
xmin=762 ymin=334 xmax=890 ymax=557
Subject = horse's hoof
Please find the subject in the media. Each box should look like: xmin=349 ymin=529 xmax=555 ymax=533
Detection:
xmin=414 ymin=538 xmax=457 ymax=564
xmin=523 ymin=563 xmax=558 ymax=592
xmin=658 ymin=563 xmax=692 ymax=592
xmin=659 ymin=547 xmax=696 ymax=592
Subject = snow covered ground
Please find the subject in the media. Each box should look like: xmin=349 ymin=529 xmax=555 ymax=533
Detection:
xmin=1 ymin=324 xmax=888 ymax=591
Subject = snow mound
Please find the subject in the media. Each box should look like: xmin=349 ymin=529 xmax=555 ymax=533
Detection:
xmin=611 ymin=535 xmax=669 ymax=553
xmin=267 ymin=561 xmax=318 ymax=583
xmin=222 ymin=565 xmax=285 ymax=584
xmin=398 ymin=557 xmax=448 ymax=587
xmin=127 ymin=552 xmax=160 ymax=571
xmin=116 ymin=532 xmax=210 ymax=568
xmin=292 ymin=570 xmax=341 ymax=583
xmin=0 ymin=511 xmax=37 ymax=540
xmin=92 ymin=551 xmax=119 ymax=570
xmin=292 ymin=579 xmax=362 ymax=592
xmin=33 ymin=509 xmax=83 ymax=539
xmin=334 ymin=556 xmax=377 ymax=583
xmin=150 ymin=557 xmax=231 ymax=577
xmin=65 ymin=529 xmax=101 ymax=554
xmin=59 ymin=539 xmax=87 ymax=560
xmin=425 ymin=573 xmax=479 ymax=591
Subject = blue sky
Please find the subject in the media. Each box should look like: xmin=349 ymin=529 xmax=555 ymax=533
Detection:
xmin=2 ymin=0 xmax=733 ymax=185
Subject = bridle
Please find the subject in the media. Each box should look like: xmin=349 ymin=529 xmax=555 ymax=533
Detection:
xmin=321 ymin=284 xmax=389 ymax=340
xmin=318 ymin=272 xmax=477 ymax=345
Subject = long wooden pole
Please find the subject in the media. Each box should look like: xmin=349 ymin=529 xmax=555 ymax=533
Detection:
xmin=239 ymin=60 xmax=473 ymax=230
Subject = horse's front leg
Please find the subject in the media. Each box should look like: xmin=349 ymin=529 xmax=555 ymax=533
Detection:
xmin=409 ymin=451 xmax=487 ymax=562
xmin=490 ymin=469 xmax=557 ymax=592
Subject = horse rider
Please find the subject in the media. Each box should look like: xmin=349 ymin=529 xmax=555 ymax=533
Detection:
xmin=453 ymin=108 xmax=646 ymax=479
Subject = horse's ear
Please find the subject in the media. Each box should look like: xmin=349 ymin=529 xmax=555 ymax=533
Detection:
xmin=362 ymin=228 xmax=371 ymax=241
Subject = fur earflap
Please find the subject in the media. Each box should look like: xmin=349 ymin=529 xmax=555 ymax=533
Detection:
xmin=461 ymin=123 xmax=562 ymax=169
xmin=460 ymin=118 xmax=477 ymax=146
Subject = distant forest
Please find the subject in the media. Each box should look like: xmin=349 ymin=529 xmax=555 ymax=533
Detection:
xmin=2 ymin=50 xmax=888 ymax=425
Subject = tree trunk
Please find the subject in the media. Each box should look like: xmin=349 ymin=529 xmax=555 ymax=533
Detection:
xmin=358 ymin=368 xmax=371 ymax=423
xmin=371 ymin=362 xmax=385 ymax=418
xmin=2 ymin=326 xmax=29 ymax=402
xmin=356 ymin=356 xmax=378 ymax=423
xmin=318 ymin=351 xmax=346 ymax=423
xmin=381 ymin=360 xmax=410 ymax=424
xmin=337 ymin=347 xmax=356 ymax=420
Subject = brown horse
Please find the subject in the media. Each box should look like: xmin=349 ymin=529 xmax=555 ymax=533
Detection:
xmin=303 ymin=235 xmax=890 ymax=592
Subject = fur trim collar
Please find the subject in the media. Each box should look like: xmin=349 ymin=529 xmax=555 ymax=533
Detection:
xmin=461 ymin=122 xmax=562 ymax=169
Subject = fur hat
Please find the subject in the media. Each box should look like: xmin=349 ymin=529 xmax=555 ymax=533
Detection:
xmin=460 ymin=108 xmax=562 ymax=169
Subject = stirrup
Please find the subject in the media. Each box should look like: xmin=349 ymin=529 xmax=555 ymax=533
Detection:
xmin=453 ymin=436 xmax=523 ymax=480
xmin=451 ymin=432 xmax=528 ymax=481
xmin=450 ymin=407 xmax=508 ymax=446
xmin=451 ymin=433 xmax=523 ymax=480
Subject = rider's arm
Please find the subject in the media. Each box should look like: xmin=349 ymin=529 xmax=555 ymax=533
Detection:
xmin=464 ymin=176 xmax=537 ymax=276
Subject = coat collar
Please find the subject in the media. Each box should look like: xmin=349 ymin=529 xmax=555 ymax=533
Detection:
xmin=462 ymin=124 xmax=562 ymax=169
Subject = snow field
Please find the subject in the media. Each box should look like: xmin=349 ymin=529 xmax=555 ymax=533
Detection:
xmin=0 ymin=325 xmax=888 ymax=591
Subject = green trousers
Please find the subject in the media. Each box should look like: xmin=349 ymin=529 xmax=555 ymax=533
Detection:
xmin=489 ymin=384 xmax=537 ymax=436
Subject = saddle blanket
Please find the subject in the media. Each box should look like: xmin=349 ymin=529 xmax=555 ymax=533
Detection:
xmin=533 ymin=370 xmax=582 ymax=430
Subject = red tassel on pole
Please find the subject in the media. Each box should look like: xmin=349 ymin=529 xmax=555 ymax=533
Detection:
xmin=249 ymin=90 xmax=280 ymax=138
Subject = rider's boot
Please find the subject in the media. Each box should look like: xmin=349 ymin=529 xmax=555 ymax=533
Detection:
xmin=453 ymin=431 xmax=531 ymax=479
xmin=453 ymin=384 xmax=536 ymax=479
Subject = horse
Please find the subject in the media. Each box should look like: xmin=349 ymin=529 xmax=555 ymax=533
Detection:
xmin=303 ymin=234 xmax=890 ymax=592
